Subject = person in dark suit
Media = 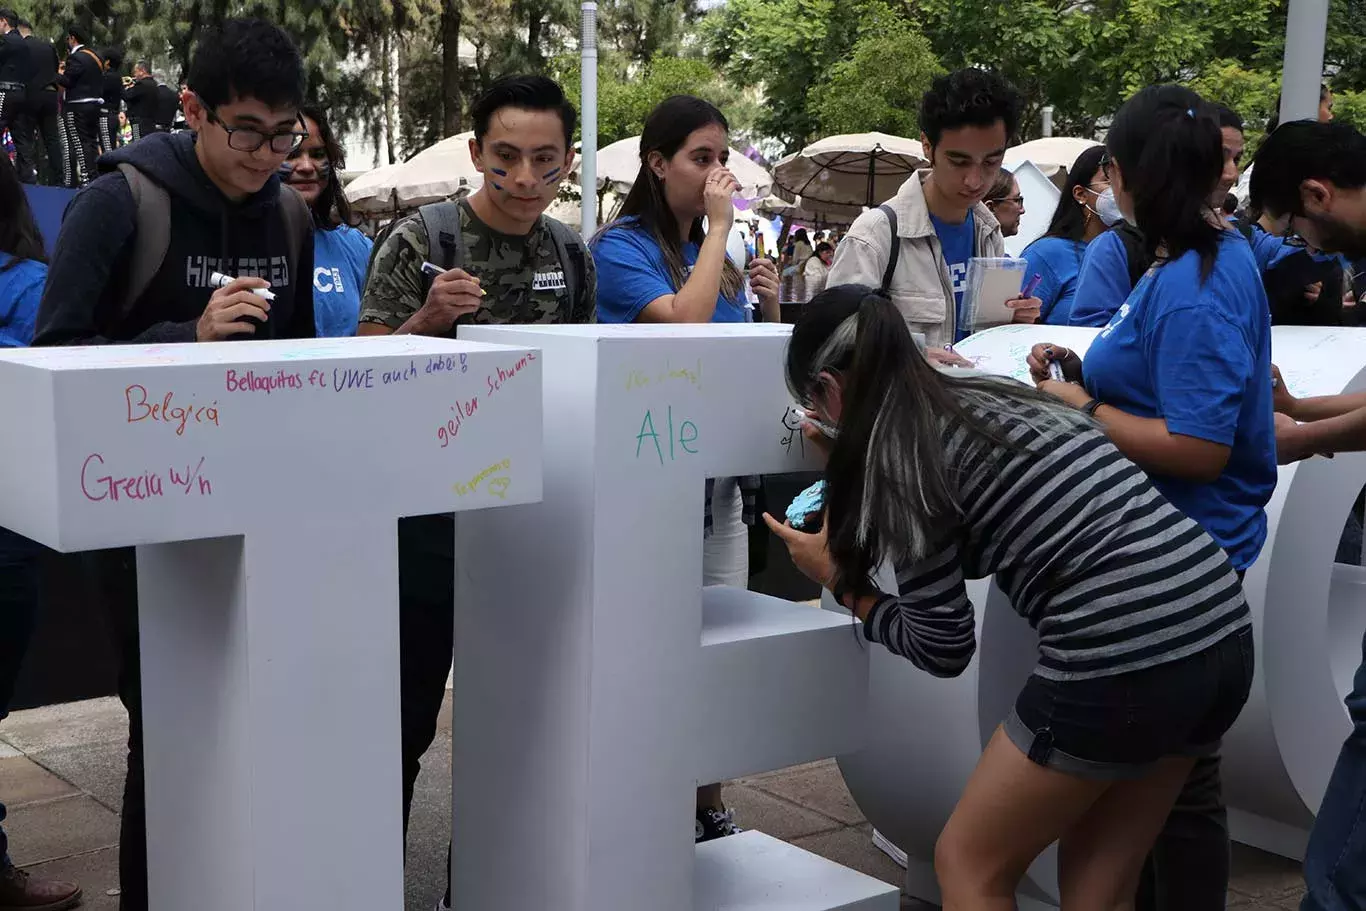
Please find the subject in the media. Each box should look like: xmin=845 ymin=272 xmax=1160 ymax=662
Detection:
xmin=0 ymin=8 xmax=34 ymax=182
xmin=122 ymin=60 xmax=158 ymax=141
xmin=17 ymin=19 xmax=62 ymax=186
xmin=55 ymin=26 xmax=103 ymax=187
xmin=99 ymin=46 xmax=123 ymax=152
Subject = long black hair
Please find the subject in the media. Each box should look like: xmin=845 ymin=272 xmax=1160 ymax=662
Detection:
xmin=290 ymin=103 xmax=352 ymax=228
xmin=787 ymin=284 xmax=1089 ymax=589
xmin=0 ymin=154 xmax=46 ymax=271
xmin=1043 ymin=145 xmax=1106 ymax=243
xmin=1107 ymin=85 xmax=1223 ymax=279
xmin=612 ymin=95 xmax=743 ymax=301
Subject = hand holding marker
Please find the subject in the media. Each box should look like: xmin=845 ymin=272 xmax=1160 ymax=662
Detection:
xmin=420 ymin=261 xmax=486 ymax=294
xmin=210 ymin=271 xmax=274 ymax=301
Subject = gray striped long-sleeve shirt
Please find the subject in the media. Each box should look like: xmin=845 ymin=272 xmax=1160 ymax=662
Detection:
xmin=862 ymin=400 xmax=1252 ymax=682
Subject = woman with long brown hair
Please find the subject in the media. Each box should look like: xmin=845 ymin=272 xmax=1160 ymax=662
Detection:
xmin=592 ymin=95 xmax=781 ymax=843
xmin=278 ymin=103 xmax=372 ymax=336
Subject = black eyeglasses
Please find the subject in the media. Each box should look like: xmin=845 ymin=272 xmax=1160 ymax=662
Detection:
xmin=202 ymin=100 xmax=308 ymax=154
xmin=990 ymin=195 xmax=1025 ymax=207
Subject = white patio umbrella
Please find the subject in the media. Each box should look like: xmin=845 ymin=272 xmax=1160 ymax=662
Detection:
xmin=1002 ymin=137 xmax=1101 ymax=178
xmin=344 ymin=131 xmax=483 ymax=215
xmin=756 ymin=193 xmax=860 ymax=227
xmin=774 ymin=132 xmax=927 ymax=210
xmin=575 ymin=135 xmax=773 ymax=202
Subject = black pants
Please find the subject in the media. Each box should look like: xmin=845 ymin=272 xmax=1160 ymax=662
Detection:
xmin=93 ymin=520 xmax=457 ymax=911
xmin=89 ymin=548 xmax=146 ymax=911
xmin=61 ymin=103 xmax=101 ymax=188
xmin=0 ymin=84 xmax=35 ymax=183
xmin=100 ymin=108 xmax=120 ymax=153
xmin=1135 ymin=754 xmax=1229 ymax=910
xmin=24 ymin=91 xmax=62 ymax=186
xmin=1135 ymin=567 xmax=1246 ymax=910
xmin=398 ymin=514 xmax=457 ymax=906
xmin=130 ymin=119 xmax=159 ymax=143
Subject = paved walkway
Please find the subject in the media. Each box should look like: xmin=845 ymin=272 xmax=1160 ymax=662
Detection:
xmin=0 ymin=694 xmax=1307 ymax=910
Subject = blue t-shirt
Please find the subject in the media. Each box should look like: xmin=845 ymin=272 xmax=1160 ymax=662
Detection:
xmin=1023 ymin=236 xmax=1088 ymax=326
xmin=0 ymin=256 xmax=46 ymax=348
xmin=930 ymin=210 xmax=974 ymax=340
xmin=1246 ymin=222 xmax=1348 ymax=275
xmin=593 ymin=218 xmax=749 ymax=324
xmin=1069 ymin=229 xmax=1134 ymax=327
xmin=1083 ymin=234 xmax=1276 ymax=570
xmin=312 ymin=225 xmax=373 ymax=338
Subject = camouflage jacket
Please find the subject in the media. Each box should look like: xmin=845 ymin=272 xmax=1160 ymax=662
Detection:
xmin=358 ymin=199 xmax=596 ymax=333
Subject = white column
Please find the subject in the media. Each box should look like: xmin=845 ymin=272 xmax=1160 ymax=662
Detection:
xmin=0 ymin=335 xmax=544 ymax=910
xmin=456 ymin=324 xmax=896 ymax=911
xmin=1280 ymin=0 xmax=1330 ymax=124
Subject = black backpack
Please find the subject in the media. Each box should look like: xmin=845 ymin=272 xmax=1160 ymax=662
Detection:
xmin=367 ymin=199 xmax=589 ymax=317
xmin=1112 ymin=222 xmax=1153 ymax=291
xmin=1117 ymin=218 xmax=1346 ymax=326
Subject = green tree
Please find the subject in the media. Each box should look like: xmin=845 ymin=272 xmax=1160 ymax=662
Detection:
xmin=598 ymin=0 xmax=700 ymax=63
xmin=554 ymin=52 xmax=733 ymax=145
xmin=701 ymin=0 xmax=869 ymax=151
xmin=916 ymin=0 xmax=1081 ymax=138
xmin=810 ymin=12 xmax=942 ymax=137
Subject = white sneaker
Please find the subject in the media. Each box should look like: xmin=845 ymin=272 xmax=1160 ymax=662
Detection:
xmin=433 ymin=900 xmax=450 ymax=911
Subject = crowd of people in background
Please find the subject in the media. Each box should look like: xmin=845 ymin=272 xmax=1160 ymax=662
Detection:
xmin=4 ymin=10 xmax=1366 ymax=911
xmin=0 ymin=10 xmax=182 ymax=189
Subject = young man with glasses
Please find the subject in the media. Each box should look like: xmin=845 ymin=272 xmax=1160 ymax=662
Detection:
xmin=31 ymin=18 xmax=313 ymax=911
xmin=1255 ymin=118 xmax=1366 ymax=911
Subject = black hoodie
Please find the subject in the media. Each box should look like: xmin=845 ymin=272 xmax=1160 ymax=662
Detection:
xmin=34 ymin=131 xmax=314 ymax=346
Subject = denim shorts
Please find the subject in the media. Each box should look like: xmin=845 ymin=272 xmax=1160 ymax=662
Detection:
xmin=1005 ymin=627 xmax=1254 ymax=780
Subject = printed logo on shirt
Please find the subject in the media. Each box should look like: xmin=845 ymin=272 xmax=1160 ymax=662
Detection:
xmin=314 ymin=267 xmax=345 ymax=294
xmin=532 ymin=270 xmax=566 ymax=292
xmin=1101 ymin=302 xmax=1130 ymax=339
xmin=949 ymin=262 xmax=969 ymax=297
xmin=185 ymin=256 xmax=290 ymax=290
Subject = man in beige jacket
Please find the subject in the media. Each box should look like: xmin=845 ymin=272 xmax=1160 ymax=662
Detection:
xmin=827 ymin=68 xmax=1041 ymax=354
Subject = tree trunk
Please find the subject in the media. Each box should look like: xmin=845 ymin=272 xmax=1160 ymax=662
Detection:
xmin=381 ymin=29 xmax=397 ymax=164
xmin=527 ymin=9 xmax=542 ymax=65
xmin=441 ymin=0 xmax=462 ymax=137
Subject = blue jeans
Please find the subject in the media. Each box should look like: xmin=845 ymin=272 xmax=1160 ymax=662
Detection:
xmin=1302 ymin=624 xmax=1366 ymax=910
xmin=0 ymin=526 xmax=42 ymax=867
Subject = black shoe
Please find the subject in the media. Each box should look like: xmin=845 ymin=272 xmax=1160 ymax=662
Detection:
xmin=695 ymin=806 xmax=742 ymax=843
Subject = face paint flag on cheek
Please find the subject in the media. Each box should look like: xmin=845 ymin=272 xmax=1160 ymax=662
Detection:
xmin=489 ymin=167 xmax=507 ymax=191
xmin=543 ymin=167 xmax=562 ymax=185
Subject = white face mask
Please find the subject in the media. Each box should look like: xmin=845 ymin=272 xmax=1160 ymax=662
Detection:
xmin=1092 ymin=187 xmax=1126 ymax=227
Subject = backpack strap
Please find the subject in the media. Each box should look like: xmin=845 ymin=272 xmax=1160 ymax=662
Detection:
xmin=419 ymin=201 xmax=465 ymax=273
xmin=1113 ymin=222 xmax=1152 ymax=290
xmin=878 ymin=203 xmax=899 ymax=294
xmin=277 ymin=185 xmax=311 ymax=285
xmin=117 ymin=162 xmax=171 ymax=319
xmin=543 ymin=217 xmax=587 ymax=316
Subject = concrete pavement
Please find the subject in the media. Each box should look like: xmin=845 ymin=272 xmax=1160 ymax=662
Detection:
xmin=0 ymin=694 xmax=1308 ymax=910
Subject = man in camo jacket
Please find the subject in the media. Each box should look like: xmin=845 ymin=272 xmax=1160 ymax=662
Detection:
xmin=357 ymin=73 xmax=593 ymax=911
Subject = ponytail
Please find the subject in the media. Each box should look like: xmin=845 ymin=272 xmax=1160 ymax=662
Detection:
xmin=789 ymin=285 xmax=1092 ymax=592
xmin=1108 ymin=86 xmax=1223 ymax=279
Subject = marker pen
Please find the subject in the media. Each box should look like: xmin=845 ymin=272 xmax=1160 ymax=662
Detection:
xmin=421 ymin=262 xmax=488 ymax=297
xmin=210 ymin=271 xmax=275 ymax=301
xmin=1021 ymin=272 xmax=1043 ymax=299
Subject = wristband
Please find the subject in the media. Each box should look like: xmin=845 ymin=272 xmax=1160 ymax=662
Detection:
xmin=1082 ymin=398 xmax=1104 ymax=419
